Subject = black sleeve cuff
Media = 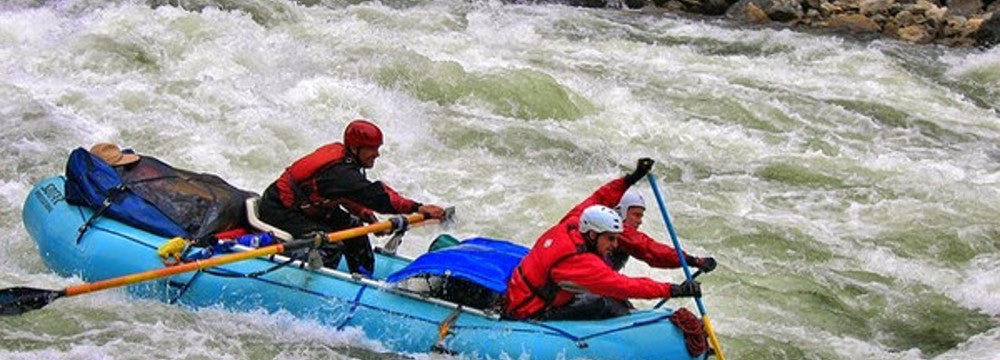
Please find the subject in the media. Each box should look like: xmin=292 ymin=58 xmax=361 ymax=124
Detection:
xmin=624 ymin=173 xmax=641 ymax=186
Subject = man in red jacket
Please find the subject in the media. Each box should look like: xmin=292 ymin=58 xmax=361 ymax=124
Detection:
xmin=503 ymin=158 xmax=702 ymax=321
xmin=258 ymin=119 xmax=446 ymax=275
xmin=609 ymin=188 xmax=717 ymax=273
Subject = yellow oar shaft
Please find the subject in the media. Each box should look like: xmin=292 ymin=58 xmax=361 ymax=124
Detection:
xmin=324 ymin=213 xmax=424 ymax=241
xmin=64 ymin=213 xmax=427 ymax=297
xmin=65 ymin=245 xmax=284 ymax=296
xmin=702 ymin=315 xmax=725 ymax=360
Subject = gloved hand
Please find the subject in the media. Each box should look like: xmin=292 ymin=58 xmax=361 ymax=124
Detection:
xmin=697 ymin=257 xmax=717 ymax=273
xmin=669 ymin=279 xmax=702 ymax=298
xmin=624 ymin=158 xmax=655 ymax=186
xmin=686 ymin=255 xmax=717 ymax=273
xmin=418 ymin=204 xmax=446 ymax=220
xmin=358 ymin=209 xmax=378 ymax=224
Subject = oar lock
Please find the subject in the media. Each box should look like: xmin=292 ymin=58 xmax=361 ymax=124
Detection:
xmin=377 ymin=215 xmax=413 ymax=255
xmin=306 ymin=232 xmax=327 ymax=271
xmin=388 ymin=215 xmax=409 ymax=233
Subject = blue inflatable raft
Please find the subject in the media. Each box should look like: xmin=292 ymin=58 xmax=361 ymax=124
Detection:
xmin=22 ymin=176 xmax=705 ymax=360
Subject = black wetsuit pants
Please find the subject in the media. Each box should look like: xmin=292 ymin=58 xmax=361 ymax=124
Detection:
xmin=257 ymin=193 xmax=375 ymax=275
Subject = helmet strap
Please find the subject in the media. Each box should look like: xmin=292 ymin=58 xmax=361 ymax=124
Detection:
xmin=345 ymin=146 xmax=361 ymax=163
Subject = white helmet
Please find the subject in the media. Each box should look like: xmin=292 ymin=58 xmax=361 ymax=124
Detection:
xmin=615 ymin=189 xmax=646 ymax=219
xmin=579 ymin=205 xmax=624 ymax=234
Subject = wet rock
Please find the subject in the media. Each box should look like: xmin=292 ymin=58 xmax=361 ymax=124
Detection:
xmin=912 ymin=0 xmax=943 ymax=16
xmin=883 ymin=17 xmax=903 ymax=35
xmin=803 ymin=0 xmax=825 ymax=11
xmin=898 ymin=24 xmax=936 ymax=41
xmin=726 ymin=0 xmax=804 ymax=21
xmin=947 ymin=0 xmax=984 ymax=15
xmin=827 ymin=13 xmax=883 ymax=32
xmin=895 ymin=9 xmax=918 ymax=24
xmin=747 ymin=2 xmax=773 ymax=21
xmin=860 ymin=0 xmax=895 ymax=15
xmin=546 ymin=0 xmax=999 ymax=47
xmin=974 ymin=12 xmax=1000 ymax=46
xmin=677 ymin=0 xmax=736 ymax=14
xmin=623 ymin=0 xmax=647 ymax=8
xmin=819 ymin=1 xmax=845 ymax=16
xmin=568 ymin=0 xmax=609 ymax=8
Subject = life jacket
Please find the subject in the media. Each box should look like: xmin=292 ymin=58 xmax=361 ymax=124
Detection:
xmin=275 ymin=142 xmax=352 ymax=212
xmin=504 ymin=224 xmax=591 ymax=320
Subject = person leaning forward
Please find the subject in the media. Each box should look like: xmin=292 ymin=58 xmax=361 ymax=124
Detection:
xmin=503 ymin=158 xmax=701 ymax=321
xmin=257 ymin=119 xmax=446 ymax=276
xmin=608 ymin=188 xmax=717 ymax=274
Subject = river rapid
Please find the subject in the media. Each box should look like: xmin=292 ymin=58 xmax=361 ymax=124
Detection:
xmin=1 ymin=1 xmax=999 ymax=359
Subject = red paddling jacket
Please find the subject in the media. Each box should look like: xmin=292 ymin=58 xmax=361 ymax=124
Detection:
xmin=503 ymin=178 xmax=674 ymax=320
xmin=613 ymin=226 xmax=690 ymax=270
xmin=264 ymin=142 xmax=421 ymax=224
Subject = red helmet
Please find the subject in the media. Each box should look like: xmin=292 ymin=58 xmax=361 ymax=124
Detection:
xmin=343 ymin=119 xmax=383 ymax=148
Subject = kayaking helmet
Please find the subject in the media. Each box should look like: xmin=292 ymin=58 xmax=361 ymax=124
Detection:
xmin=344 ymin=119 xmax=383 ymax=148
xmin=615 ymin=189 xmax=646 ymax=219
xmin=579 ymin=205 xmax=624 ymax=234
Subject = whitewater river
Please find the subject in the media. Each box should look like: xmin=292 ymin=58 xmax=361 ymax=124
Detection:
xmin=1 ymin=0 xmax=999 ymax=359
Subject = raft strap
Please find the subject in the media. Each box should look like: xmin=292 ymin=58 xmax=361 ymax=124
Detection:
xmin=200 ymin=256 xmax=297 ymax=279
xmin=430 ymin=305 xmax=463 ymax=355
xmin=75 ymin=184 xmax=127 ymax=244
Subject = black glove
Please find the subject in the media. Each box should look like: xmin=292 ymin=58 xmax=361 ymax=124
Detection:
xmin=669 ymin=279 xmax=702 ymax=298
xmin=698 ymin=257 xmax=717 ymax=273
xmin=624 ymin=158 xmax=655 ymax=186
xmin=358 ymin=210 xmax=378 ymax=224
xmin=686 ymin=255 xmax=717 ymax=273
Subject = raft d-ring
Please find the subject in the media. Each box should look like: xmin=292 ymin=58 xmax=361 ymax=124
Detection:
xmin=161 ymin=254 xmax=182 ymax=267
xmin=576 ymin=340 xmax=589 ymax=349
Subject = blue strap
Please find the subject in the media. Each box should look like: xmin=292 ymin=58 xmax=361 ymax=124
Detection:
xmin=336 ymin=284 xmax=369 ymax=330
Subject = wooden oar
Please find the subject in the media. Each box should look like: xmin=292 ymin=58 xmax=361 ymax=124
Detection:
xmin=0 ymin=213 xmax=430 ymax=316
xmin=647 ymin=174 xmax=727 ymax=360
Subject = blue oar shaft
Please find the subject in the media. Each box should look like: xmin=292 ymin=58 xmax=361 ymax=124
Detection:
xmin=648 ymin=174 xmax=726 ymax=360
xmin=647 ymin=174 xmax=706 ymax=314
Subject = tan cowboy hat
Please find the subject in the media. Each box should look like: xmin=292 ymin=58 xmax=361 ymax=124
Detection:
xmin=89 ymin=143 xmax=140 ymax=166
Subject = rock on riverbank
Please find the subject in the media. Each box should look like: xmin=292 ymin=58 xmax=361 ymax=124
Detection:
xmin=563 ymin=0 xmax=1000 ymax=47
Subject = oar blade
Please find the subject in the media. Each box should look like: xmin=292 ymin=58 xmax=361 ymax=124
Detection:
xmin=0 ymin=287 xmax=63 ymax=316
xmin=439 ymin=206 xmax=456 ymax=230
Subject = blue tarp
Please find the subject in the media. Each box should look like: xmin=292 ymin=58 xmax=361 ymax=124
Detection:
xmin=386 ymin=237 xmax=529 ymax=293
